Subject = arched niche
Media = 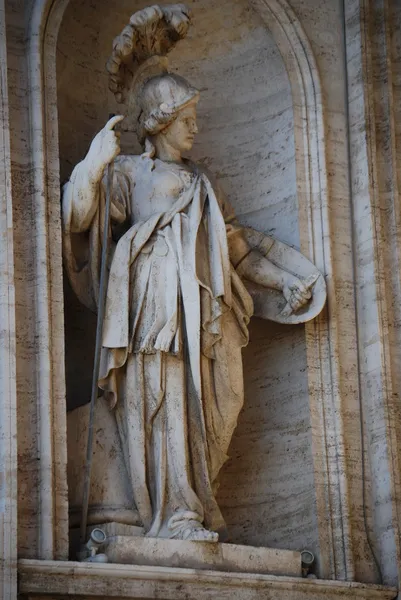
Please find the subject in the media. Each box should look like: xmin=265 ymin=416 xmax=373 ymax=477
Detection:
xmin=27 ymin=0 xmax=345 ymax=580
xmin=57 ymin=0 xmax=313 ymax=555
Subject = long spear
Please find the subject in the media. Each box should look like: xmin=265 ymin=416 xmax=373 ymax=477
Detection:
xmin=79 ymin=119 xmax=117 ymax=547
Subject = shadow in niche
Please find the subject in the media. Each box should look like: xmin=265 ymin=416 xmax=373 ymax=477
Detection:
xmin=217 ymin=316 xmax=316 ymax=553
xmin=64 ymin=271 xmax=96 ymax=412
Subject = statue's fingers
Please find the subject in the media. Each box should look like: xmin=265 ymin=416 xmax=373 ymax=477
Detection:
xmin=105 ymin=115 xmax=124 ymax=130
xmin=291 ymin=303 xmax=301 ymax=313
xmin=296 ymin=280 xmax=308 ymax=295
xmin=292 ymin=290 xmax=304 ymax=303
xmin=297 ymin=287 xmax=311 ymax=301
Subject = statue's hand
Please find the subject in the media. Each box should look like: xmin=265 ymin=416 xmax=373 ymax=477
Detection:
xmin=282 ymin=273 xmax=312 ymax=313
xmin=86 ymin=115 xmax=124 ymax=180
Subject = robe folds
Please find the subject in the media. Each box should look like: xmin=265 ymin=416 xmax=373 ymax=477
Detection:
xmin=63 ymin=154 xmax=254 ymax=538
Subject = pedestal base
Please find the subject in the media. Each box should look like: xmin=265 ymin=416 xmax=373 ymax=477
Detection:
xmin=104 ymin=536 xmax=302 ymax=577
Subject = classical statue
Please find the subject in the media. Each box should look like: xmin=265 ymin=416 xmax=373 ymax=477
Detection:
xmin=62 ymin=5 xmax=326 ymax=545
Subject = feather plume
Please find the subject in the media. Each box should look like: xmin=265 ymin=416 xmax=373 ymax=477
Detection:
xmin=107 ymin=4 xmax=192 ymax=104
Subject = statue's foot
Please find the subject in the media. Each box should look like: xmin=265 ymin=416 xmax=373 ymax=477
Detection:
xmin=181 ymin=524 xmax=219 ymax=543
xmin=167 ymin=511 xmax=219 ymax=543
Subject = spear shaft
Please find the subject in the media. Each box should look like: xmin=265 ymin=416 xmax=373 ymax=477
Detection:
xmin=80 ymin=157 xmax=114 ymax=546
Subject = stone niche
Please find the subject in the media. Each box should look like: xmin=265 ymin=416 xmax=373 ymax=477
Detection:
xmin=57 ymin=0 xmax=317 ymax=560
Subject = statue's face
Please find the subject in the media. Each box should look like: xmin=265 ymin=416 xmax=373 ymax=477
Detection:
xmin=161 ymin=104 xmax=198 ymax=152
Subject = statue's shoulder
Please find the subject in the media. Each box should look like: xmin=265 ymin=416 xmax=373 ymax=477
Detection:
xmin=186 ymin=159 xmax=214 ymax=183
xmin=114 ymin=153 xmax=142 ymax=170
xmin=186 ymin=160 xmax=236 ymax=222
xmin=112 ymin=154 xmax=151 ymax=182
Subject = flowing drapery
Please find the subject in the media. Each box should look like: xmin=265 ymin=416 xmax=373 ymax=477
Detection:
xmin=63 ymin=156 xmax=253 ymax=538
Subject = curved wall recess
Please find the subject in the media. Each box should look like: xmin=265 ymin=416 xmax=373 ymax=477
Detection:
xmin=26 ymin=0 xmax=348 ymax=579
xmin=249 ymin=0 xmax=349 ymax=580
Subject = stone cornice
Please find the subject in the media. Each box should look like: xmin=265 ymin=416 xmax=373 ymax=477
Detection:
xmin=18 ymin=560 xmax=398 ymax=600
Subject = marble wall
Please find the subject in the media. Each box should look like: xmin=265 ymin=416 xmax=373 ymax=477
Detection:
xmin=0 ymin=0 xmax=17 ymax=596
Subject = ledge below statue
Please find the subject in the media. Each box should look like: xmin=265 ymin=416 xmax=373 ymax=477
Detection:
xmin=18 ymin=560 xmax=397 ymax=600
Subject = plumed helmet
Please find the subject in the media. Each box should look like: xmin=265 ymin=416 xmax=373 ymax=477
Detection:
xmin=137 ymin=73 xmax=199 ymax=141
xmin=106 ymin=5 xmax=199 ymax=145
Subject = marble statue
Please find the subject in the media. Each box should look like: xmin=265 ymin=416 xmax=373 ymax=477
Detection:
xmin=62 ymin=5 xmax=326 ymax=544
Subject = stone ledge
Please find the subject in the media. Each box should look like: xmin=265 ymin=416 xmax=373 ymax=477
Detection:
xmin=18 ymin=560 xmax=398 ymax=600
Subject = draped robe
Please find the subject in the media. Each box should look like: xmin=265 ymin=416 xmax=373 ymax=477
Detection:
xmin=63 ymin=154 xmax=254 ymax=539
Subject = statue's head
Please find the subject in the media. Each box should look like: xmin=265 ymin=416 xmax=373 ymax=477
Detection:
xmin=107 ymin=5 xmax=200 ymax=153
xmin=137 ymin=73 xmax=199 ymax=151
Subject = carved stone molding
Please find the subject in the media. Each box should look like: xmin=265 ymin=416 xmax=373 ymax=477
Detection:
xmin=0 ymin=0 xmax=18 ymax=597
xmin=344 ymin=0 xmax=401 ymax=587
xmin=18 ymin=560 xmax=398 ymax=600
xmin=25 ymin=0 xmax=71 ymax=561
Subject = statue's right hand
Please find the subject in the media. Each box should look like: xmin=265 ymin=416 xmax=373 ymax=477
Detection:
xmin=87 ymin=115 xmax=124 ymax=178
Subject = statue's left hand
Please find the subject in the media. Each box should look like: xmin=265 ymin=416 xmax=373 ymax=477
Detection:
xmin=282 ymin=273 xmax=312 ymax=313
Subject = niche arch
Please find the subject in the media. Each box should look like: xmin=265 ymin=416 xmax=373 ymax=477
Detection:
xmin=27 ymin=0 xmax=345 ymax=578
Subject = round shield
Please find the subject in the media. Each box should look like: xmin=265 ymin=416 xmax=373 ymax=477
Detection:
xmin=242 ymin=227 xmax=327 ymax=325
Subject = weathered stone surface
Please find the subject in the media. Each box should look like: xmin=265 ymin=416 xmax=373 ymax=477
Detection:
xmin=18 ymin=560 xmax=397 ymax=600
xmin=0 ymin=1 xmax=18 ymax=597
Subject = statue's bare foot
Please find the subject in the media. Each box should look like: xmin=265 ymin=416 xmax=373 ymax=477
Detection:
xmin=168 ymin=512 xmax=219 ymax=543
xmin=182 ymin=525 xmax=219 ymax=543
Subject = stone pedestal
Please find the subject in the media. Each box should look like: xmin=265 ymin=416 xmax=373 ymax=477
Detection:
xmin=104 ymin=537 xmax=301 ymax=577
